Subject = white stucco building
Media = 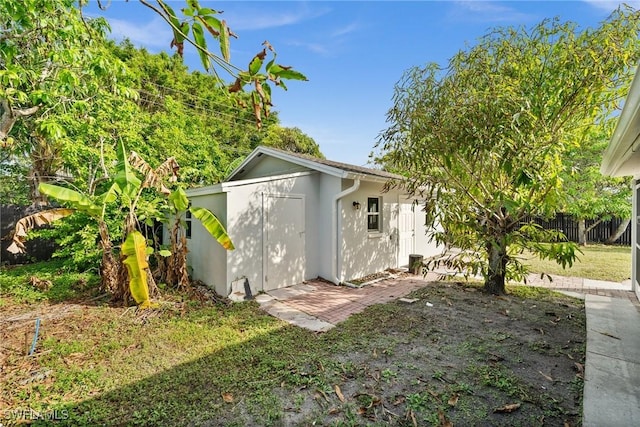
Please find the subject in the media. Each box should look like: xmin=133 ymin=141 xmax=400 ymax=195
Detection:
xmin=185 ymin=146 xmax=443 ymax=297
xmin=601 ymin=65 xmax=640 ymax=301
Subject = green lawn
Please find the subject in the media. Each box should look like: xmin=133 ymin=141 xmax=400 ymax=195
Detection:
xmin=1 ymin=260 xmax=585 ymax=426
xmin=521 ymin=244 xmax=631 ymax=282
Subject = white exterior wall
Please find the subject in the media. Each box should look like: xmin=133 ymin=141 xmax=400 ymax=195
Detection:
xmin=233 ymin=156 xmax=308 ymax=180
xmin=634 ymin=179 xmax=640 ymax=301
xmin=224 ymin=172 xmax=322 ymax=295
xmin=413 ymin=201 xmax=444 ymax=260
xmin=318 ymin=173 xmax=341 ymax=280
xmin=186 ymin=158 xmax=443 ymax=295
xmin=337 ymin=181 xmax=444 ymax=282
xmin=338 ymin=180 xmax=399 ymax=282
xmin=186 ymin=191 xmax=229 ymax=295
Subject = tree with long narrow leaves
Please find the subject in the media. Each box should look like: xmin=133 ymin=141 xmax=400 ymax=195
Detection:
xmin=375 ymin=7 xmax=640 ymax=295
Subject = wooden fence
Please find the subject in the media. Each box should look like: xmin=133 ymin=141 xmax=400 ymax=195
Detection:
xmin=524 ymin=213 xmax=631 ymax=246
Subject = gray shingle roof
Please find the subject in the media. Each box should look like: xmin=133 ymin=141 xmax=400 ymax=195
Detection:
xmin=263 ymin=146 xmax=403 ymax=180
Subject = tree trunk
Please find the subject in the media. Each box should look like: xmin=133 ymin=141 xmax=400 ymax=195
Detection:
xmin=98 ymin=220 xmax=159 ymax=304
xmin=606 ymin=218 xmax=631 ymax=244
xmin=28 ymin=136 xmax=63 ymax=205
xmin=485 ymin=240 xmax=508 ymax=295
xmin=577 ymin=218 xmax=587 ymax=246
xmin=98 ymin=221 xmax=122 ymax=297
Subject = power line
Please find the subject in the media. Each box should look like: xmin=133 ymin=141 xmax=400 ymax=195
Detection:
xmin=142 ymin=80 xmax=253 ymax=115
xmin=136 ymin=89 xmax=259 ymax=128
xmin=139 ymin=79 xmax=278 ymax=128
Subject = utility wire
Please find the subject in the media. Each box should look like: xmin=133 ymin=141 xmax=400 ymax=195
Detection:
xmin=137 ymin=89 xmax=259 ymax=127
xmin=141 ymin=79 xmax=253 ymax=114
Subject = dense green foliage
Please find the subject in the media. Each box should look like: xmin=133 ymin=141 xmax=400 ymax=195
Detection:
xmin=2 ymin=37 xmax=319 ymax=205
xmin=376 ymin=7 xmax=640 ymax=294
xmin=0 ymin=0 xmax=132 ymax=202
xmin=1 ymin=0 xmax=318 ymax=291
xmin=560 ymin=125 xmax=632 ymax=244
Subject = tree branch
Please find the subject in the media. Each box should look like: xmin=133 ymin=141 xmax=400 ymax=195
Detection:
xmin=0 ymin=98 xmax=40 ymax=142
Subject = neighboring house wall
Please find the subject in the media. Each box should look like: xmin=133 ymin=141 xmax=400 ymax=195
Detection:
xmin=600 ymin=65 xmax=640 ymax=301
xmin=633 ymin=181 xmax=640 ymax=301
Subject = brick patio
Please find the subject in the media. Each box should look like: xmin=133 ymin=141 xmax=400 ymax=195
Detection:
xmin=263 ymin=271 xmax=637 ymax=329
xmin=267 ymin=275 xmax=438 ymax=325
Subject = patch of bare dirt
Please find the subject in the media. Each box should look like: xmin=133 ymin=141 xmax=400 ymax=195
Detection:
xmin=272 ymin=281 xmax=586 ymax=426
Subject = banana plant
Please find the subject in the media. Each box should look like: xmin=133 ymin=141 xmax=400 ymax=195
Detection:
xmin=7 ymin=179 xmax=132 ymax=301
xmin=8 ymin=141 xmax=234 ymax=306
xmin=7 ymin=141 xmax=152 ymax=306
xmin=159 ymin=186 xmax=233 ymax=289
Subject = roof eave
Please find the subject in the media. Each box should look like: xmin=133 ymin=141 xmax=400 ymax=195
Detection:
xmin=225 ymin=146 xmax=347 ymax=181
xmin=602 ymin=64 xmax=640 ymax=177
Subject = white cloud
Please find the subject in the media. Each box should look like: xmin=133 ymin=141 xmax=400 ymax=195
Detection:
xmin=287 ymin=19 xmax=362 ymax=57
xmin=582 ymin=0 xmax=640 ymax=12
xmin=331 ymin=21 xmax=361 ymax=38
xmin=222 ymin=4 xmax=330 ymax=31
xmin=287 ymin=40 xmax=330 ymax=55
xmin=106 ymin=15 xmax=172 ymax=50
xmin=449 ymin=1 xmax=534 ymax=23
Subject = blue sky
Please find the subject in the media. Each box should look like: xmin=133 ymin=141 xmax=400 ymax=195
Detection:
xmin=85 ymin=1 xmax=637 ymax=166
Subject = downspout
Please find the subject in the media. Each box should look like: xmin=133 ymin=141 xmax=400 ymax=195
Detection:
xmin=633 ymin=178 xmax=639 ymax=301
xmin=331 ymin=178 xmax=361 ymax=284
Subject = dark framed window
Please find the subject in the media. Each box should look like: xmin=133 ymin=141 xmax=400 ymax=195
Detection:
xmin=185 ymin=209 xmax=192 ymax=239
xmin=367 ymin=197 xmax=381 ymax=232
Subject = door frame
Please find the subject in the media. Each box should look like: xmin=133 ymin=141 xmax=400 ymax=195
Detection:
xmin=398 ymin=200 xmax=417 ymax=267
xmin=261 ymin=192 xmax=306 ymax=292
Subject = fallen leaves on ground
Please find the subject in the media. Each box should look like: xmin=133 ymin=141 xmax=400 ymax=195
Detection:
xmin=494 ymin=402 xmax=521 ymax=413
xmin=438 ymin=409 xmax=454 ymax=426
xmin=447 ymin=394 xmax=459 ymax=406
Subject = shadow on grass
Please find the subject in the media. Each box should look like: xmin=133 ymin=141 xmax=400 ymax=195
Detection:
xmin=28 ymin=305 xmax=339 ymax=427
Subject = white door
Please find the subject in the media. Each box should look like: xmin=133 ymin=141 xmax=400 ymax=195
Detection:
xmin=264 ymin=195 xmax=305 ymax=291
xmin=398 ymin=202 xmax=415 ymax=267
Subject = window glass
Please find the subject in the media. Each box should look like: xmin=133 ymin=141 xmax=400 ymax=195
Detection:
xmin=186 ymin=208 xmax=192 ymax=239
xmin=367 ymin=197 xmax=381 ymax=231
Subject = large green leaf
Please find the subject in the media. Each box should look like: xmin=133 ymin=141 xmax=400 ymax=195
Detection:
xmin=121 ymin=231 xmax=151 ymax=308
xmin=191 ymin=22 xmax=210 ymax=71
xmin=249 ymin=55 xmax=263 ymax=76
xmin=38 ymin=183 xmax=101 ymax=217
xmin=197 ymin=15 xmax=222 ymax=37
xmin=274 ymin=68 xmax=308 ymax=81
xmin=219 ymin=19 xmax=230 ymax=61
xmin=269 ymin=64 xmax=308 ymax=81
xmin=114 ymin=140 xmax=141 ymax=198
xmin=169 ymin=187 xmax=189 ymax=211
xmin=158 ymin=1 xmax=185 ymax=44
xmin=189 ymin=206 xmax=234 ymax=250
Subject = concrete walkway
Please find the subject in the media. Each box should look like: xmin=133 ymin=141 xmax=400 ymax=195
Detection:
xmin=256 ymin=271 xmax=640 ymax=425
xmin=583 ymin=294 xmax=640 ymax=426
